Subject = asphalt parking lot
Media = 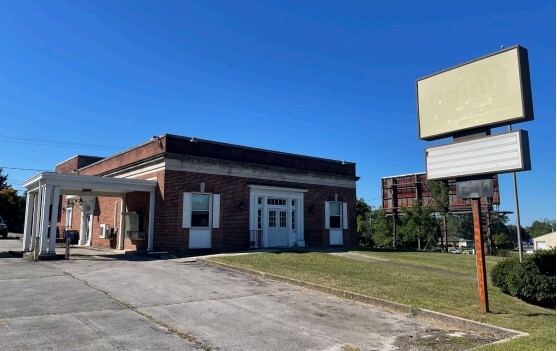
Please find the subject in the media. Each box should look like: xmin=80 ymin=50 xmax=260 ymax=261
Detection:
xmin=0 ymin=236 xmax=498 ymax=350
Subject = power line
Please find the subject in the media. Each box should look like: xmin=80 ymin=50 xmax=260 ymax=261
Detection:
xmin=0 ymin=135 xmax=125 ymax=151
xmin=0 ymin=166 xmax=51 ymax=172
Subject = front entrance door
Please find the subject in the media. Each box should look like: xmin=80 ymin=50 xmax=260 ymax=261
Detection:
xmin=267 ymin=209 xmax=288 ymax=247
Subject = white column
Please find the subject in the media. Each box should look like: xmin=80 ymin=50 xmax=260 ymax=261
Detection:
xmin=79 ymin=211 xmax=87 ymax=246
xmin=118 ymin=197 xmax=126 ymax=250
xmin=262 ymin=196 xmax=268 ymax=247
xmin=147 ymin=190 xmax=155 ymax=252
xmin=298 ymin=195 xmax=305 ymax=247
xmin=22 ymin=192 xmax=36 ymax=251
xmin=30 ymin=186 xmax=43 ymax=252
xmin=39 ymin=185 xmax=53 ymax=255
xmin=87 ymin=213 xmax=94 ymax=246
xmin=48 ymin=186 xmax=61 ymax=253
xmin=287 ymin=197 xmax=293 ymax=247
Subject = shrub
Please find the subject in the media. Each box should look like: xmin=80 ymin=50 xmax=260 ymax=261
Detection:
xmin=490 ymin=249 xmax=555 ymax=308
xmin=490 ymin=256 xmax=519 ymax=293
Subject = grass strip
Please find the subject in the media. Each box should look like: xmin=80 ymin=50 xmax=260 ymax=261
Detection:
xmin=209 ymin=251 xmax=555 ymax=351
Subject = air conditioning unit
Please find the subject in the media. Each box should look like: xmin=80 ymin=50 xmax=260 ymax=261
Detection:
xmin=99 ymin=224 xmax=111 ymax=239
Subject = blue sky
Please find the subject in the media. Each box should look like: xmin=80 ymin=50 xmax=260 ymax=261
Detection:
xmin=0 ymin=0 xmax=554 ymax=226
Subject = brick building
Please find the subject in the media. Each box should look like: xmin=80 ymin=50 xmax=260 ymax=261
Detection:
xmin=22 ymin=134 xmax=358 ymax=255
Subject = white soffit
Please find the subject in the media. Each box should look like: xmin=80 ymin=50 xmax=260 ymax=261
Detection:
xmin=426 ymin=130 xmax=530 ymax=180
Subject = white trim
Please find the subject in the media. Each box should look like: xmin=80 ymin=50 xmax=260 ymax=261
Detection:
xmin=324 ymin=201 xmax=330 ymax=229
xmin=109 ymin=160 xmax=165 ymax=179
xmin=212 ymin=194 xmax=220 ymax=229
xmin=182 ymin=193 xmax=192 ymax=228
xmin=249 ymin=187 xmax=304 ymax=248
xmin=381 ymin=172 xmax=425 ymax=179
xmin=148 ymin=191 xmax=155 ymax=251
xmin=342 ymin=202 xmax=348 ymax=230
xmin=247 ymin=185 xmax=309 ymax=193
xmin=23 ymin=172 xmax=157 ymax=193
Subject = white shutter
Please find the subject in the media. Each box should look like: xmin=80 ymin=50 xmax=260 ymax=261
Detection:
xmin=182 ymin=193 xmax=191 ymax=228
xmin=212 ymin=194 xmax=220 ymax=229
xmin=324 ymin=201 xmax=330 ymax=229
xmin=342 ymin=202 xmax=348 ymax=230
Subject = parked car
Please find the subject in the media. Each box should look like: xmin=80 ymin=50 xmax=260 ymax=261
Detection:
xmin=0 ymin=217 xmax=8 ymax=238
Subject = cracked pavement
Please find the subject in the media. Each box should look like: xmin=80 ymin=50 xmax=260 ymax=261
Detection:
xmin=0 ymin=238 xmax=496 ymax=350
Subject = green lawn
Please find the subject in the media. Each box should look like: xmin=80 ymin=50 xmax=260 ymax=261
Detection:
xmin=210 ymin=251 xmax=555 ymax=351
xmin=350 ymin=250 xmax=505 ymax=276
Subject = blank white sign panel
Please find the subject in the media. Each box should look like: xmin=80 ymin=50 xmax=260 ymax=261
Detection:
xmin=426 ymin=131 xmax=530 ymax=180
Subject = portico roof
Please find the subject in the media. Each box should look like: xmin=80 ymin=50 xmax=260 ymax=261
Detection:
xmin=23 ymin=172 xmax=157 ymax=196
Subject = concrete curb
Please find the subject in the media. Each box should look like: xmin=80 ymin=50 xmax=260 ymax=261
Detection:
xmin=197 ymin=258 xmax=528 ymax=343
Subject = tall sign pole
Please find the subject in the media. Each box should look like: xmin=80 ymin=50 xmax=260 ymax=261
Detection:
xmin=471 ymin=198 xmax=489 ymax=313
xmin=417 ymin=45 xmax=534 ymax=314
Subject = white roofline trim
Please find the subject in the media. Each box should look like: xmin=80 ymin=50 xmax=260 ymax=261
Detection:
xmin=381 ymin=172 xmax=425 ymax=179
xmin=23 ymin=172 xmax=157 ymax=193
xmin=247 ymin=185 xmax=309 ymax=193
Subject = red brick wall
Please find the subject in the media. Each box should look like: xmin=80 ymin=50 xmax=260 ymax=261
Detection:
xmin=55 ymin=155 xmax=104 ymax=174
xmin=56 ymin=170 xmax=164 ymax=251
xmin=91 ymin=197 xmax=119 ymax=249
xmin=162 ymin=169 xmax=357 ymax=252
xmin=79 ymin=138 xmax=166 ymax=176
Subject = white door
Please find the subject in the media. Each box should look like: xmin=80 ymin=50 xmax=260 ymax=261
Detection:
xmin=328 ymin=202 xmax=344 ymax=245
xmin=267 ymin=209 xmax=289 ymax=247
xmin=188 ymin=194 xmax=212 ymax=249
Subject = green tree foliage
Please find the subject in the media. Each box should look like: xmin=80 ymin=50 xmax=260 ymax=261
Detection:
xmin=398 ymin=202 xmax=439 ymax=249
xmin=370 ymin=208 xmax=395 ymax=248
xmin=427 ymin=180 xmax=450 ymax=215
xmin=526 ymin=219 xmax=556 ymax=238
xmin=506 ymin=224 xmax=529 ymax=242
xmin=0 ymin=168 xmax=9 ymax=189
xmin=492 ymin=232 xmax=515 ymax=250
xmin=0 ymin=168 xmax=26 ymax=232
xmin=446 ymin=213 xmax=474 ymax=240
xmin=427 ymin=180 xmax=450 ymax=251
xmin=356 ymin=198 xmax=372 ymax=246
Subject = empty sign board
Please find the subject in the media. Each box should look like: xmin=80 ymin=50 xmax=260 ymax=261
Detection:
xmin=417 ymin=46 xmax=533 ymax=141
xmin=426 ymin=130 xmax=531 ymax=180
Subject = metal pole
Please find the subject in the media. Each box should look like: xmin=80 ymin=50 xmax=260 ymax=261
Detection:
xmin=472 ymin=198 xmax=489 ymax=313
xmin=509 ymin=125 xmax=524 ymax=262
xmin=65 ymin=236 xmax=70 ymax=260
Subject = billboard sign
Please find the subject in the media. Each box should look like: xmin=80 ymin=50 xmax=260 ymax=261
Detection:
xmin=417 ymin=46 xmax=533 ymax=141
xmin=426 ymin=130 xmax=531 ymax=180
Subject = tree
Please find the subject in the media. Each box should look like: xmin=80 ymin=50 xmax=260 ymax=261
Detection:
xmin=370 ymin=208 xmax=395 ymax=248
xmin=0 ymin=168 xmax=10 ymax=189
xmin=446 ymin=213 xmax=474 ymax=240
xmin=0 ymin=168 xmax=26 ymax=233
xmin=484 ymin=212 xmax=510 ymax=254
xmin=526 ymin=219 xmax=556 ymax=238
xmin=427 ymin=180 xmax=450 ymax=252
xmin=398 ymin=202 xmax=439 ymax=250
xmin=356 ymin=198 xmax=372 ymax=246
xmin=492 ymin=232 xmax=515 ymax=250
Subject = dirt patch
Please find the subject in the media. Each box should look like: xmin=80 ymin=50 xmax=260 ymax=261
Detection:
xmin=395 ymin=329 xmax=500 ymax=351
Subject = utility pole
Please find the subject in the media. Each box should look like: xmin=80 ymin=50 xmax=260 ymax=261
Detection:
xmin=509 ymin=125 xmax=524 ymax=262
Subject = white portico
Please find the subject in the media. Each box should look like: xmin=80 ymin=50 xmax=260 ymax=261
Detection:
xmin=22 ymin=172 xmax=157 ymax=256
xmin=248 ymin=185 xmax=307 ymax=248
